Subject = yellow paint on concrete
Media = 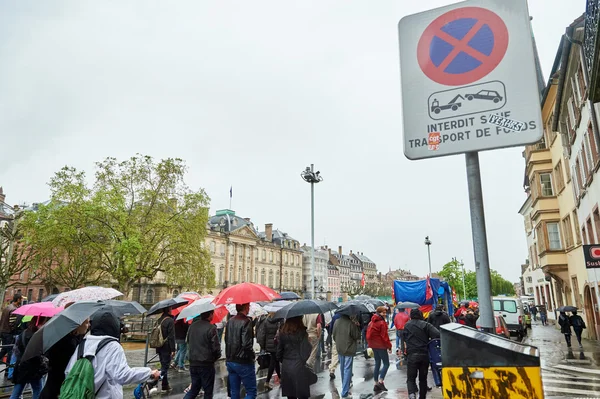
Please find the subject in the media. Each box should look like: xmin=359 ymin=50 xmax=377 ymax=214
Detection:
xmin=442 ymin=366 xmax=543 ymax=398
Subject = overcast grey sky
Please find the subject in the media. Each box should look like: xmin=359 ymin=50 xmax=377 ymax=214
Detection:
xmin=0 ymin=1 xmax=584 ymax=282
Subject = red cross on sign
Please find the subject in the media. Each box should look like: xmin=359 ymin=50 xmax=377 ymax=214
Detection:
xmin=417 ymin=7 xmax=509 ymax=86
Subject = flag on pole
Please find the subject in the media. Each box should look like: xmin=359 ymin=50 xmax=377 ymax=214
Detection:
xmin=452 ymin=287 xmax=458 ymax=307
xmin=230 ymin=186 xmax=232 ymax=198
xmin=425 ymin=274 xmax=433 ymax=301
xmin=361 ymin=271 xmax=365 ymax=288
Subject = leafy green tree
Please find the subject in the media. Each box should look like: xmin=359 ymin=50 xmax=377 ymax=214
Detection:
xmin=45 ymin=155 xmax=212 ymax=296
xmin=20 ymin=200 xmax=108 ymax=291
xmin=438 ymin=258 xmax=515 ymax=299
xmin=0 ymin=212 xmax=38 ymax=304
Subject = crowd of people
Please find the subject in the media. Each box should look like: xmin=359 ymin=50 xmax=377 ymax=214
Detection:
xmin=0 ymin=294 xmax=488 ymax=399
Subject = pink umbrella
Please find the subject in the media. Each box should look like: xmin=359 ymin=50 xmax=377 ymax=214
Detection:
xmin=14 ymin=302 xmax=64 ymax=318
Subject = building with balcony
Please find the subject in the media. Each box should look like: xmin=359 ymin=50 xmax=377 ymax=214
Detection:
xmin=554 ymin=15 xmax=600 ymax=338
xmin=352 ymin=252 xmax=377 ymax=284
xmin=330 ymin=246 xmax=351 ymax=290
xmin=519 ymin=15 xmax=593 ymax=336
xmin=134 ymin=209 xmax=304 ymax=304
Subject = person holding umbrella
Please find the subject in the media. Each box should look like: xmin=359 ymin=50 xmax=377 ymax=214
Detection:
xmin=558 ymin=311 xmax=573 ymax=348
xmin=257 ymin=312 xmax=282 ymax=390
xmin=332 ymin=311 xmax=361 ymax=398
xmin=225 ymin=303 xmax=257 ymax=399
xmin=63 ymin=310 xmax=160 ymax=398
xmin=9 ymin=316 xmax=48 ymax=399
xmin=184 ymin=308 xmax=221 ymax=399
xmin=39 ymin=303 xmax=99 ymax=399
xmin=156 ymin=307 xmax=175 ymax=393
xmin=276 ymin=316 xmax=314 ymax=399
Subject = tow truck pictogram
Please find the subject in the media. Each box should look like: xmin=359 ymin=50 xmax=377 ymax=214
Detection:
xmin=430 ymin=95 xmax=464 ymax=114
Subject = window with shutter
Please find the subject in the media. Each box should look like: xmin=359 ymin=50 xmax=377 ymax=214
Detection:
xmin=585 ymin=134 xmax=595 ymax=176
xmin=564 ymin=155 xmax=571 ymax=182
xmin=553 ymin=161 xmax=565 ymax=193
xmin=577 ymin=64 xmax=586 ymax=101
xmin=536 ymin=224 xmax=546 ymax=254
xmin=566 ymin=115 xmax=575 ymax=144
xmin=581 ymin=147 xmax=590 ymax=182
xmin=573 ymin=210 xmax=582 ymax=245
xmin=575 ymin=158 xmax=583 ymax=193
xmin=572 ymin=165 xmax=580 ymax=200
xmin=547 ymin=222 xmax=562 ymax=250
xmin=572 ymin=77 xmax=582 ymax=106
xmin=567 ymin=98 xmax=577 ymax=128
xmin=588 ymin=123 xmax=599 ymax=165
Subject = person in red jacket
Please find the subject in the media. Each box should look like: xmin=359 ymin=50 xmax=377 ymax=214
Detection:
xmin=367 ymin=306 xmax=392 ymax=393
xmin=394 ymin=309 xmax=410 ymax=354
xmin=454 ymin=304 xmax=467 ymax=325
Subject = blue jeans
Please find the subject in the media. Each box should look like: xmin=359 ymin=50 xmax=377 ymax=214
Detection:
xmin=175 ymin=341 xmax=188 ymax=368
xmin=396 ymin=330 xmax=405 ymax=353
xmin=372 ymin=348 xmax=390 ymax=382
xmin=184 ymin=365 xmax=215 ymax=399
xmin=10 ymin=379 xmax=43 ymax=399
xmin=338 ymin=355 xmax=354 ymax=397
xmin=226 ymin=361 xmax=257 ymax=399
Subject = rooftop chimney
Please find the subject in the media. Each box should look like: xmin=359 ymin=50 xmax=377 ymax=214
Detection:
xmin=338 ymin=246 xmax=342 ymax=255
xmin=328 ymin=248 xmax=332 ymax=257
xmin=349 ymin=250 xmax=353 ymax=255
xmin=0 ymin=187 xmax=5 ymax=203
xmin=265 ymin=223 xmax=273 ymax=242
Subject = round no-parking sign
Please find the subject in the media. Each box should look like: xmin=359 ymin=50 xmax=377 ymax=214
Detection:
xmin=417 ymin=7 xmax=509 ymax=86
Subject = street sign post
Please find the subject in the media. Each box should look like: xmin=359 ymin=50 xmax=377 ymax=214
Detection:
xmin=399 ymin=0 xmax=543 ymax=160
xmin=398 ymin=0 xmax=542 ymax=333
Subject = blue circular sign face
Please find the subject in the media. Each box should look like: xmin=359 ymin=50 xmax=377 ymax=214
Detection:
xmin=417 ymin=7 xmax=509 ymax=86
xmin=438 ymin=287 xmax=445 ymax=295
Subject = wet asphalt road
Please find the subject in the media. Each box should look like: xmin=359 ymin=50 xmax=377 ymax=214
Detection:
xmin=127 ymin=330 xmax=442 ymax=399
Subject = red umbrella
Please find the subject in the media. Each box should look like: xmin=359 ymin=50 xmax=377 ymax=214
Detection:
xmin=212 ymin=283 xmax=280 ymax=305
xmin=172 ymin=292 xmax=202 ymax=316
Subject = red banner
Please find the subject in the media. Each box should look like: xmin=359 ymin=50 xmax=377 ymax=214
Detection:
xmin=425 ymin=275 xmax=433 ymax=301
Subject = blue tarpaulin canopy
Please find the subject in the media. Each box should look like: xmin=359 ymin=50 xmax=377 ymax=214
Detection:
xmin=393 ymin=278 xmax=454 ymax=316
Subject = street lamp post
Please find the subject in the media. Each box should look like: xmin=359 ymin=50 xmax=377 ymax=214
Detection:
xmin=301 ymin=164 xmax=323 ymax=300
xmin=424 ymin=236 xmax=432 ymax=276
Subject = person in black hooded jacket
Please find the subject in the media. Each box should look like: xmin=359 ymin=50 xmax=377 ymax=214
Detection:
xmin=427 ymin=306 xmax=451 ymax=330
xmin=257 ymin=313 xmax=282 ymax=389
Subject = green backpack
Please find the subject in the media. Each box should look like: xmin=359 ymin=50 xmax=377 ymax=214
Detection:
xmin=59 ymin=338 xmax=118 ymax=399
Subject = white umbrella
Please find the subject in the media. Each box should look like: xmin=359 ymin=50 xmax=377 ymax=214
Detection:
xmin=226 ymin=302 xmax=267 ymax=318
xmin=52 ymin=287 xmax=122 ymax=307
xmin=177 ymin=298 xmax=216 ymax=321
xmin=263 ymin=300 xmax=293 ymax=313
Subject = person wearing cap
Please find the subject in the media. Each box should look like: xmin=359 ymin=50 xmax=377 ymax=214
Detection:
xmin=403 ymin=309 xmax=440 ymax=399
xmin=64 ymin=311 xmax=160 ymax=399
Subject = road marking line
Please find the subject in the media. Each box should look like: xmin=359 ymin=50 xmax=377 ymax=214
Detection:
xmin=543 ymin=372 xmax=600 ymax=381
xmin=554 ymin=364 xmax=600 ymax=375
xmin=543 ymin=379 xmax=600 ymax=388
xmin=543 ymin=386 xmax=600 ymax=396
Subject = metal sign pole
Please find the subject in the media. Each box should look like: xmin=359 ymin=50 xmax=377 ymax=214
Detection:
xmin=465 ymin=152 xmax=494 ymax=332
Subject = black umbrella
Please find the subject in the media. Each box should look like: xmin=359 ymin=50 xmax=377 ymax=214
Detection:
xmin=337 ymin=302 xmax=372 ymax=316
xmin=364 ymin=298 xmax=385 ymax=307
xmin=147 ymin=297 xmax=188 ymax=316
xmin=41 ymin=294 xmax=58 ymax=303
xmin=346 ymin=300 xmax=376 ymax=313
xmin=274 ymin=300 xmax=338 ymax=319
xmin=21 ymin=301 xmax=105 ymax=362
xmin=275 ymin=292 xmax=301 ymax=301
xmin=354 ymin=295 xmax=372 ymax=301
xmin=96 ymin=300 xmax=146 ymax=317
xmin=395 ymin=301 xmax=420 ymax=310
xmin=557 ymin=305 xmax=578 ymax=312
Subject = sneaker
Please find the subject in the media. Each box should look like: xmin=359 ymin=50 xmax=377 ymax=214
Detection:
xmin=329 ymin=372 xmax=336 ymax=380
xmin=374 ymin=384 xmax=382 ymax=393
xmin=264 ymin=382 xmax=273 ymax=390
xmin=409 ymin=394 xmax=417 ymax=399
xmin=161 ymin=386 xmax=173 ymax=394
xmin=169 ymin=362 xmax=177 ymax=369
xmin=342 ymin=392 xmax=352 ymax=398
xmin=378 ymin=382 xmax=388 ymax=392
xmin=177 ymin=367 xmax=187 ymax=373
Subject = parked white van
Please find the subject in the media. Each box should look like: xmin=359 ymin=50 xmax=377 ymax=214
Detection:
xmin=492 ymin=296 xmax=527 ymax=339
